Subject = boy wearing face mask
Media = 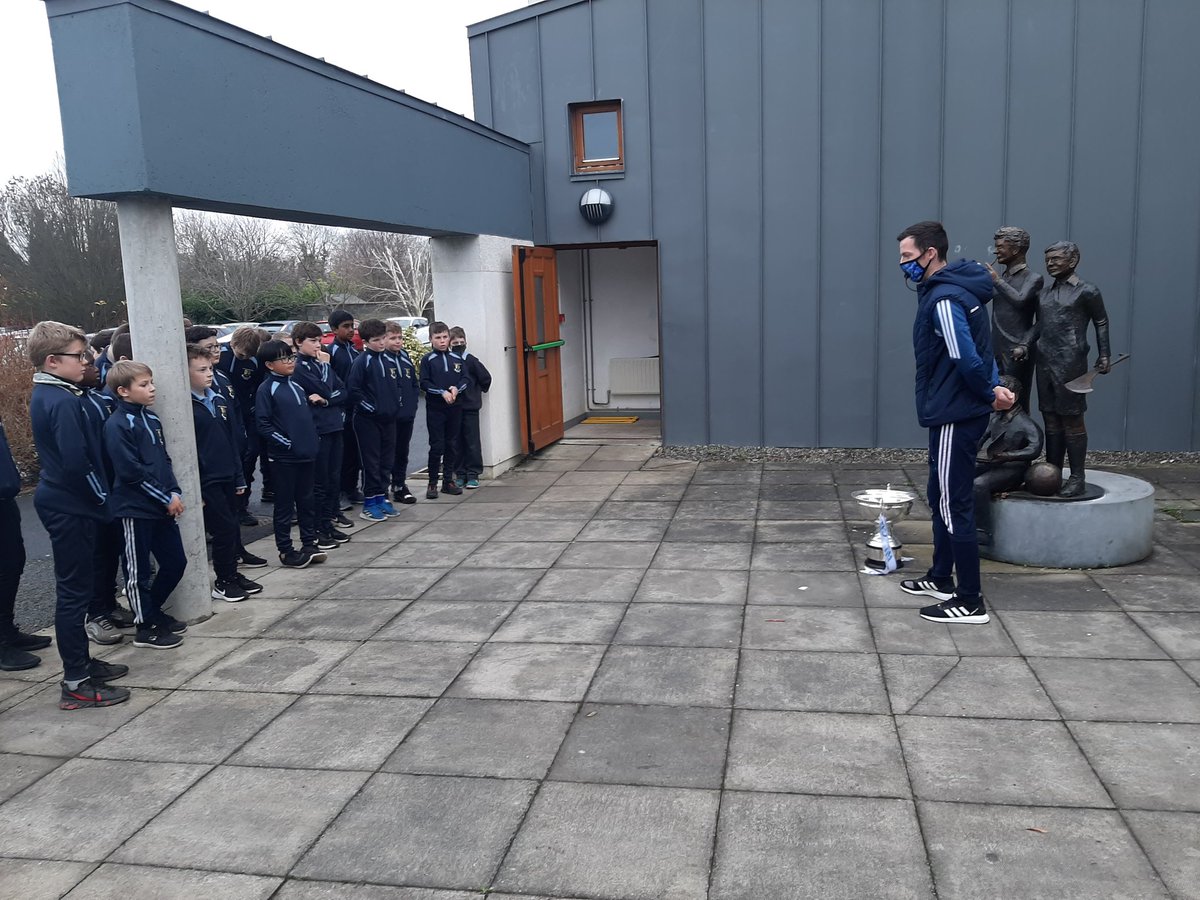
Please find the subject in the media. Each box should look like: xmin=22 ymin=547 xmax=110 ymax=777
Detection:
xmin=449 ymin=326 xmax=491 ymax=490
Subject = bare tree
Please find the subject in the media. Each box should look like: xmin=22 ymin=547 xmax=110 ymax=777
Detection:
xmin=176 ymin=211 xmax=289 ymax=321
xmin=337 ymin=231 xmax=433 ymax=318
xmin=286 ymin=223 xmax=354 ymax=316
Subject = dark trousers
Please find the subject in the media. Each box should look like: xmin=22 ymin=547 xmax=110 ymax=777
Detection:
xmin=121 ymin=516 xmax=187 ymax=628
xmin=426 ymin=402 xmax=463 ymax=484
xmin=315 ymin=431 xmax=344 ymax=529
xmin=90 ymin=520 xmax=124 ymax=618
xmin=341 ymin=413 xmax=361 ymax=495
xmin=391 ymin=417 xmax=415 ymax=487
xmin=927 ymin=414 xmax=989 ymax=601
xmin=36 ymin=504 xmax=94 ymax=681
xmin=0 ymin=498 xmax=26 ymax=640
xmin=354 ymin=415 xmax=396 ymax=498
xmin=201 ymin=480 xmax=240 ymax=581
xmin=456 ymin=409 xmax=482 ymax=479
xmin=271 ymin=459 xmax=317 ymax=553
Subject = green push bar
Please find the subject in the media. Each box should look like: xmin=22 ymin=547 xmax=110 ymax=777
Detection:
xmin=527 ymin=340 xmax=565 ymax=351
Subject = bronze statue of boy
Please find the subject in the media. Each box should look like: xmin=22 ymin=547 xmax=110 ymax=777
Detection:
xmin=985 ymin=226 xmax=1042 ymax=411
xmin=974 ymin=375 xmax=1043 ymax=545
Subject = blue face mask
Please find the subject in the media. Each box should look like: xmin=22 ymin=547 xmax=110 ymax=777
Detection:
xmin=899 ymin=253 xmax=929 ymax=283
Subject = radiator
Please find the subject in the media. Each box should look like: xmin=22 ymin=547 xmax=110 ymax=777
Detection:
xmin=609 ymin=357 xmax=661 ymax=395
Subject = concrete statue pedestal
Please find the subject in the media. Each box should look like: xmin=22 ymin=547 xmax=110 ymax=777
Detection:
xmin=983 ymin=470 xmax=1154 ymax=569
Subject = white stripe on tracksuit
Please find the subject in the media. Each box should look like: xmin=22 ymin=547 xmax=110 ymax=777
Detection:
xmin=121 ymin=518 xmax=145 ymax=625
xmin=938 ymin=423 xmax=954 ymax=535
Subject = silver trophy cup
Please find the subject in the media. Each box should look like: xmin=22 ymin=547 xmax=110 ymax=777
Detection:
xmin=851 ymin=486 xmax=918 ymax=569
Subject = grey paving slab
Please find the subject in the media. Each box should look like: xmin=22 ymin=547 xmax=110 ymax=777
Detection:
xmin=674 ymin=499 xmax=758 ymax=520
xmin=946 ymin=615 xmax=1022 ymax=656
xmin=1124 ymin=811 xmax=1200 ymax=899
xmin=186 ymin=600 xmax=299 ymax=637
xmin=737 ymin=650 xmax=889 ymax=713
xmin=265 ymin=600 xmax=408 ymax=640
xmin=577 ymin=458 xmax=644 ymax=472
xmin=683 ymin=483 xmax=755 ymax=502
xmin=82 ymin=690 xmax=294 ymax=764
xmin=727 ymin=709 xmax=909 ymax=798
xmin=496 ymin=781 xmax=718 ymax=900
xmin=516 ymin=499 xmax=604 ymax=519
xmin=1028 ymin=657 xmax=1200 ymax=722
xmin=662 ymin=519 xmax=755 ymax=542
xmin=439 ymin=500 xmax=529 ymax=520
xmin=99 ymin=636 xmax=248 ymax=688
xmin=402 ymin=520 xmax=505 ymax=542
xmin=743 ymin=606 xmax=875 ymax=652
xmin=650 ymin=540 xmax=752 ymax=570
xmin=998 ymin=610 xmax=1168 ymax=659
xmin=1092 ymin=574 xmax=1200 ymax=612
xmin=632 ymin=568 xmax=747 ymax=605
xmin=0 ymin=757 xmax=207 ymax=860
xmin=230 ymin=695 xmax=432 ymax=771
xmin=614 ymin=602 xmax=743 ymax=648
xmin=419 ymin=568 xmax=543 ymax=602
xmin=757 ymin=499 xmax=843 ymax=520
xmin=182 ymin=639 xmax=355 ymax=693
xmin=0 ymin=685 xmax=166 ymax=756
xmin=63 ymin=864 xmax=281 ymax=900
xmin=761 ymin=467 xmax=836 ymax=482
xmin=586 ymin=646 xmax=738 ymax=707
xmin=754 ymin=520 xmax=849 ymax=543
xmin=490 ymin=602 xmax=625 ymax=644
xmin=252 ymin=566 xmax=356 ymax=599
xmin=610 ymin=482 xmax=688 ymax=501
xmin=859 ymin=572 xmax=928 ymax=608
xmin=985 ymin=573 xmax=1119 ymax=610
xmin=314 ymin=543 xmax=393 ymax=567
xmin=868 ymin=607 xmax=959 ymax=655
xmin=881 ymin=655 xmax=1060 ymax=719
xmin=622 ymin=469 xmax=694 ymax=485
xmin=384 ymin=698 xmax=575 ymax=779
xmin=0 ymin=752 xmax=62 ymax=803
xmin=574 ymin=518 xmax=670 ymax=541
xmin=275 ymin=883 xmax=475 ymax=900
xmin=491 ymin=518 xmax=588 ymax=541
xmin=555 ymin=469 xmax=627 ymax=485
xmin=764 ymin=483 xmax=843 ymax=501
xmin=295 ymin=772 xmax=536 ymax=889
xmin=371 ymin=601 xmax=516 ymax=642
xmin=464 ymin=485 xmax=547 ymax=502
xmin=1069 ymin=721 xmax=1200 ymax=811
xmin=312 ymin=641 xmax=478 ymax=697
xmin=113 ymin=765 xmax=367 ymax=876
xmin=540 ymin=484 xmax=616 ymax=502
xmin=751 ymin=542 xmax=856 ymax=571
xmin=556 ymin=541 xmax=658 ymax=569
xmin=0 ymin=859 xmax=92 ymax=900
xmin=898 ymin=716 xmax=1112 ymax=807
xmin=591 ymin=444 xmax=656 ymax=461
xmin=692 ymin=467 xmax=761 ymax=484
xmin=1129 ymin=612 xmax=1200 ymax=658
xmin=549 ymin=702 xmax=730 ymax=789
xmin=459 ymin=540 xmax=569 ymax=568
xmin=525 ymin=567 xmax=645 ymax=603
xmin=341 ymin=521 xmax=425 ymax=541
xmin=709 ymin=792 xmax=933 ymax=900
xmin=369 ymin=540 xmax=481 ymax=568
xmin=919 ymin=801 xmax=1170 ymax=900
xmin=747 ymin=570 xmax=865 ymax=607
xmin=316 ymin=568 xmax=447 ymax=600
xmin=446 ymin=643 xmax=605 ymax=701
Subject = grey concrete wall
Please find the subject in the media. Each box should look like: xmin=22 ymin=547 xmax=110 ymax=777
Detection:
xmin=470 ymin=0 xmax=1200 ymax=450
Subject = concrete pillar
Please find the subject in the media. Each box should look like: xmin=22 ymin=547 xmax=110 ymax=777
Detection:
xmin=431 ymin=234 xmax=532 ymax=477
xmin=116 ymin=197 xmax=212 ymax=623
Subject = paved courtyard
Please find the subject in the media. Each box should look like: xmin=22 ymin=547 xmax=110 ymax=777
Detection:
xmin=0 ymin=441 xmax=1198 ymax=899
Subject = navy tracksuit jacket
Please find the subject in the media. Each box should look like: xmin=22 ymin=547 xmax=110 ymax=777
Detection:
xmin=348 ymin=349 xmax=401 ymax=497
xmin=420 ymin=349 xmax=469 ymax=483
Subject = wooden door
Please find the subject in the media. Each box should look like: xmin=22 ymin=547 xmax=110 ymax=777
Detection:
xmin=512 ymin=246 xmax=565 ymax=453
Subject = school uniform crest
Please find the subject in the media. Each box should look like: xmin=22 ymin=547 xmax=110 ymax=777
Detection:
xmin=240 ymin=369 xmax=253 ymax=380
xmin=453 ymin=363 xmax=462 ymax=373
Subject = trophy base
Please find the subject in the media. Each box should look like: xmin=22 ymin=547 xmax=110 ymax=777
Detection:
xmin=864 ymin=549 xmax=906 ymax=570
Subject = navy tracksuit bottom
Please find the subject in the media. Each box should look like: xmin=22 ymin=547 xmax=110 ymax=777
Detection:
xmin=315 ymin=431 xmax=344 ymax=529
xmin=270 ymin=460 xmax=317 ymax=553
xmin=455 ymin=409 xmax=482 ymax=480
xmin=121 ymin=517 xmax=187 ymax=628
xmin=926 ymin=413 xmax=989 ymax=601
xmin=391 ymin=417 xmax=415 ymax=489
xmin=36 ymin=505 xmax=96 ymax=681
xmin=201 ymin=481 xmax=241 ymax=581
xmin=91 ymin=521 xmax=124 ymax=619
xmin=354 ymin=415 xmax=396 ymax=498
xmin=0 ymin=498 xmax=27 ymax=642
xmin=426 ymin=403 xmax=462 ymax=485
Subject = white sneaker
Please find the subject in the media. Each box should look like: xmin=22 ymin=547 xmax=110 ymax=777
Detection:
xmin=84 ymin=615 xmax=124 ymax=645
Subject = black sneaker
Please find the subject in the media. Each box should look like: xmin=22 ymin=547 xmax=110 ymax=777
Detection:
xmin=239 ymin=512 xmax=260 ymax=527
xmin=322 ymin=528 xmax=351 ymax=544
xmin=107 ymin=606 xmax=137 ymax=629
xmin=89 ymin=658 xmax=129 ymax=682
xmin=59 ymin=678 xmax=131 ymax=710
xmin=393 ymin=484 xmax=417 ymax=505
xmin=300 ymin=545 xmax=327 ymax=564
xmin=344 ymin=488 xmax=364 ymax=504
xmin=260 ymin=490 xmax=275 ymax=503
xmin=161 ymin=615 xmax=188 ymax=634
xmin=212 ymin=578 xmax=249 ymax=602
xmin=312 ymin=536 xmax=339 ymax=551
xmin=132 ymin=627 xmax=184 ymax=649
xmin=1 ymin=629 xmax=52 ymax=652
xmin=426 ymin=482 xmax=439 ymax=500
xmin=441 ymin=480 xmax=463 ymax=496
xmin=238 ymin=551 xmax=269 ymax=569
xmin=0 ymin=644 xmax=41 ymax=672
xmin=280 ymin=550 xmax=312 ymax=569
xmin=234 ymin=573 xmax=264 ymax=594
xmin=333 ymin=513 xmax=355 ymax=529
xmin=899 ymin=578 xmax=956 ymax=602
xmin=919 ymin=596 xmax=991 ymax=625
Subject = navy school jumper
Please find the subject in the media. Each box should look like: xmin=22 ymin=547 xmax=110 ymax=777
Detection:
xmin=347 ymin=349 xmax=400 ymax=497
xmin=256 ymin=372 xmax=319 ymax=551
xmin=420 ymin=349 xmax=469 ymax=484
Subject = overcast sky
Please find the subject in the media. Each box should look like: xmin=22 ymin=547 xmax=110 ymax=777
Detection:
xmin=0 ymin=0 xmax=523 ymax=184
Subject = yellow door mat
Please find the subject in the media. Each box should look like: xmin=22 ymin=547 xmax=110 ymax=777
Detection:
xmin=581 ymin=416 xmax=640 ymax=424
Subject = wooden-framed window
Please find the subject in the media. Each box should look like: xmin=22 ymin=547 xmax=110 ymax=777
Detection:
xmin=569 ymin=100 xmax=624 ymax=174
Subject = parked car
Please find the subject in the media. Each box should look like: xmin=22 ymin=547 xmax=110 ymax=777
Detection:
xmin=319 ymin=320 xmax=363 ymax=351
xmin=386 ymin=316 xmax=430 ymax=346
xmin=214 ymin=322 xmax=258 ymax=343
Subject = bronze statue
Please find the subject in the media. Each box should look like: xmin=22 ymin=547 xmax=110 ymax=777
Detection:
xmin=974 ymin=375 xmax=1044 ymax=544
xmin=985 ymin=227 xmax=1042 ymax=411
xmin=1012 ymin=241 xmax=1111 ymax=498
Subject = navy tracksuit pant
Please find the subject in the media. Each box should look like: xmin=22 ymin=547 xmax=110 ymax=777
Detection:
xmin=341 ymin=413 xmax=361 ymax=495
xmin=456 ymin=409 xmax=482 ymax=480
xmin=426 ymin=403 xmax=462 ymax=485
xmin=201 ymin=481 xmax=241 ymax=581
xmin=121 ymin=517 xmax=187 ymax=628
xmin=36 ymin=505 xmax=96 ymax=680
xmin=354 ymin=415 xmax=396 ymax=498
xmin=391 ymin=417 xmax=415 ymax=488
xmin=315 ymin=431 xmax=344 ymax=529
xmin=0 ymin=498 xmax=27 ymax=642
xmin=91 ymin=521 xmax=124 ymax=618
xmin=926 ymin=413 xmax=989 ymax=601
xmin=270 ymin=460 xmax=317 ymax=553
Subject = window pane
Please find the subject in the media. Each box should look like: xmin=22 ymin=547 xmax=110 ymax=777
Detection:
xmin=582 ymin=111 xmax=620 ymax=161
xmin=534 ymin=275 xmax=547 ymax=370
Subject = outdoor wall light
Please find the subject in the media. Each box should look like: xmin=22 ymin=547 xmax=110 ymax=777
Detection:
xmin=580 ymin=188 xmax=614 ymax=224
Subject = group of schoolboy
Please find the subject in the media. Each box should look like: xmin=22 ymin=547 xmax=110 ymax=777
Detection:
xmin=0 ymin=314 xmax=488 ymax=711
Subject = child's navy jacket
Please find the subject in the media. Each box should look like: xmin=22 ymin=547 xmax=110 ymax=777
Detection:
xmin=347 ymin=349 xmax=401 ymax=420
xmin=458 ymin=353 xmax=493 ymax=412
xmin=191 ymin=388 xmax=245 ymax=488
xmin=391 ymin=349 xmax=420 ymax=422
xmin=80 ymin=387 xmax=117 ymax=482
xmin=328 ymin=337 xmax=360 ymax=384
xmin=256 ymin=373 xmax=319 ymax=462
xmin=104 ymin=398 xmax=181 ymax=520
xmin=292 ymin=355 xmax=348 ymax=435
xmin=212 ymin=367 xmax=247 ymax=456
xmin=0 ymin=417 xmax=22 ymax=500
xmin=419 ymin=349 xmax=469 ymax=400
xmin=30 ymin=374 xmax=109 ymax=520
xmin=217 ymin=345 xmax=263 ymax=418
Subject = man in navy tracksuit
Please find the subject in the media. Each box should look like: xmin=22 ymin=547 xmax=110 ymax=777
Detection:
xmin=256 ymin=340 xmax=329 ymax=567
xmin=291 ymin=322 xmax=351 ymax=541
xmin=347 ymin=319 xmax=402 ymax=520
xmin=420 ymin=322 xmax=468 ymax=499
xmin=386 ymin=322 xmax=420 ymax=505
xmin=327 ymin=311 xmax=362 ymax=504
xmin=28 ymin=321 xmax=130 ymax=708
xmin=896 ymin=221 xmax=1015 ymax=625
xmin=105 ymin=361 xmax=188 ymax=650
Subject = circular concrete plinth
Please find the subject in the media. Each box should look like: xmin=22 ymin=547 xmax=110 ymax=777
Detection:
xmin=985 ymin=469 xmax=1154 ymax=569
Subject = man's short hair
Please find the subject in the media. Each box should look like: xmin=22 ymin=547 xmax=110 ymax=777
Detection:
xmin=291 ymin=321 xmax=323 ymax=344
xmin=185 ymin=325 xmax=218 ymax=343
xmin=358 ymin=318 xmax=387 ymax=342
xmin=229 ymin=326 xmax=263 ymax=357
xmin=27 ymin=321 xmax=87 ymax=368
xmin=449 ymin=326 xmax=466 ymax=340
xmin=112 ymin=323 xmax=130 ymax=337
xmin=90 ymin=328 xmax=115 ymax=353
xmin=106 ymin=359 xmax=153 ymax=392
xmin=110 ymin=332 xmax=133 ymax=362
xmin=993 ymin=227 xmax=1031 ymax=253
xmin=1045 ymin=240 xmax=1080 ymax=260
xmin=257 ymin=340 xmax=294 ymax=364
xmin=328 ymin=310 xmax=354 ymax=329
xmin=429 ymin=320 xmax=449 ymax=337
xmin=896 ymin=220 xmax=949 ymax=261
xmin=186 ymin=343 xmax=212 ymax=363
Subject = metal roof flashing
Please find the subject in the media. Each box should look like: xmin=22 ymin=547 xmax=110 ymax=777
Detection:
xmin=467 ymin=0 xmax=591 ymax=38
